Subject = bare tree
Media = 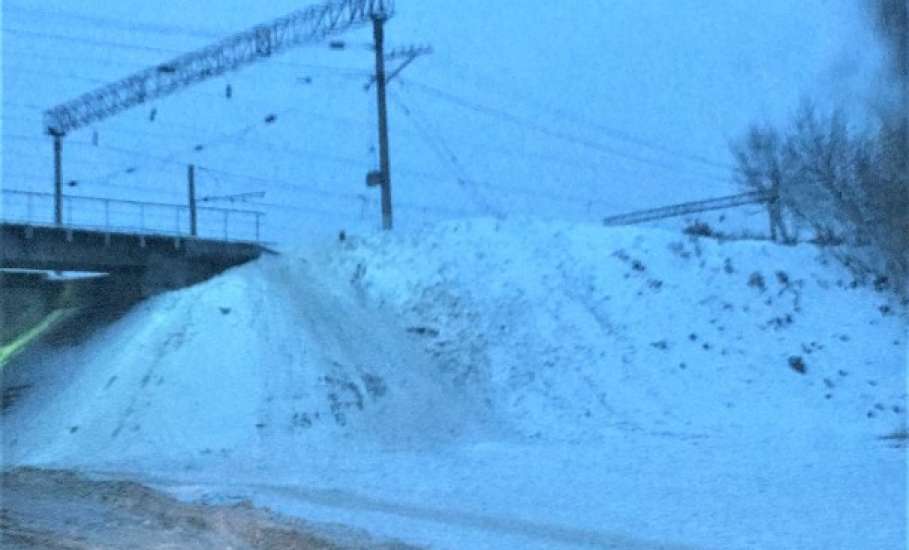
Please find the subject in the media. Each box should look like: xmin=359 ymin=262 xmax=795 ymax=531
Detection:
xmin=732 ymin=103 xmax=908 ymax=294
xmin=731 ymin=123 xmax=792 ymax=243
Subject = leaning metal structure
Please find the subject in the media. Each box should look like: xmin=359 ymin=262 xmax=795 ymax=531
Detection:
xmin=602 ymin=190 xmax=773 ymax=226
xmin=43 ymin=0 xmax=394 ymax=136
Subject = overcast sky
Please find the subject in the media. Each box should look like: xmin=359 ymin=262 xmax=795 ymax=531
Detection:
xmin=1 ymin=1 xmax=885 ymax=243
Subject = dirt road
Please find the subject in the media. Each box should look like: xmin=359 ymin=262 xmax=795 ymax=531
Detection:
xmin=0 ymin=468 xmax=417 ymax=549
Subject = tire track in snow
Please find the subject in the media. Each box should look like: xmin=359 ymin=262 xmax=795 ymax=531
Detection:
xmin=249 ymin=484 xmax=704 ymax=550
xmin=143 ymin=475 xmax=702 ymax=550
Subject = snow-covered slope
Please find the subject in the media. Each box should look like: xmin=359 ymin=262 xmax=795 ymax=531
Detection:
xmin=2 ymin=220 xmax=906 ymax=548
xmin=329 ymin=219 xmax=907 ymax=441
xmin=2 ymin=251 xmax=491 ymax=470
xmin=6 ymin=220 xmax=904 ymax=466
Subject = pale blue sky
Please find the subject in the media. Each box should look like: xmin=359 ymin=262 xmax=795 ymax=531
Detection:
xmin=1 ymin=1 xmax=884 ymax=242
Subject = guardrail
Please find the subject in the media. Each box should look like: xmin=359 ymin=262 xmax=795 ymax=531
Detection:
xmin=0 ymin=189 xmax=263 ymax=243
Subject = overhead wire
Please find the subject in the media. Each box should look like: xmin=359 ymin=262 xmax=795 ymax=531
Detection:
xmin=4 ymin=3 xmax=226 ymax=40
xmin=8 ymin=108 xmax=630 ymax=215
xmin=2 ymin=27 xmax=374 ymax=78
xmin=3 ymin=64 xmax=346 ymax=118
xmin=389 ymin=91 xmax=504 ymax=218
xmin=398 ymin=78 xmax=734 ymax=187
xmin=4 ymin=15 xmax=738 ymax=227
xmin=436 ymin=56 xmax=737 ymax=173
xmin=393 ymin=86 xmax=624 ymax=211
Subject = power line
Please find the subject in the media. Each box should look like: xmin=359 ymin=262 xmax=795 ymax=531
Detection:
xmin=435 ymin=57 xmax=736 ymax=173
xmin=4 ymin=46 xmax=373 ymax=80
xmin=4 ymin=4 xmax=227 ymax=40
xmin=4 ymin=94 xmax=379 ymax=148
xmin=3 ymin=27 xmax=178 ymax=55
xmin=36 ymin=1 xmax=388 ymax=134
xmin=9 ymin=121 xmax=628 ymax=213
xmin=9 ymin=105 xmax=633 ymax=215
xmin=390 ymin=92 xmax=503 ymax=217
xmin=3 ymin=64 xmax=343 ymax=118
xmin=2 ymin=101 xmax=44 ymax=111
xmin=392 ymin=86 xmax=624 ymax=209
xmin=399 ymin=78 xmax=734 ymax=187
xmin=65 ymin=107 xmax=298 ymax=187
xmin=197 ymin=166 xmax=360 ymax=202
xmin=2 ymin=27 xmax=374 ymax=83
xmin=4 ymin=134 xmax=92 ymax=146
xmin=200 ymin=167 xmax=476 ymax=218
xmin=10 ymin=90 xmax=638 ymax=217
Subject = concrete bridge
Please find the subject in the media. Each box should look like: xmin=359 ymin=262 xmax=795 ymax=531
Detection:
xmin=1 ymin=189 xmax=267 ymax=290
xmin=1 ymin=190 xmax=269 ymax=360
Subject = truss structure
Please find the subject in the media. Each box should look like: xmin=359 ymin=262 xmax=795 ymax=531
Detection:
xmin=44 ymin=0 xmax=394 ymax=135
xmin=602 ymin=190 xmax=772 ymax=226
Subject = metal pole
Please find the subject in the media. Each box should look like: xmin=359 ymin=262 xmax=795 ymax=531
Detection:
xmin=372 ymin=15 xmax=393 ymax=230
xmin=188 ymin=164 xmax=197 ymax=237
xmin=53 ymin=134 xmax=63 ymax=225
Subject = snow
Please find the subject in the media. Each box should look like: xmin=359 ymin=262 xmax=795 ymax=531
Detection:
xmin=328 ymin=219 xmax=907 ymax=440
xmin=2 ymin=3 xmax=906 ymax=545
xmin=2 ymin=219 xmax=906 ymax=548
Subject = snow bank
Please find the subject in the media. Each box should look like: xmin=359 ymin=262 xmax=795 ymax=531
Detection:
xmin=2 ymin=253 xmax=489 ymax=471
xmin=4 ymin=219 xmax=905 ymax=472
xmin=327 ymin=218 xmax=907 ymax=442
xmin=3 ymin=218 xmax=905 ymax=549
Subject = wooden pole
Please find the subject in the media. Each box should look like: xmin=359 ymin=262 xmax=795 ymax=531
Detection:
xmin=372 ymin=15 xmax=393 ymax=230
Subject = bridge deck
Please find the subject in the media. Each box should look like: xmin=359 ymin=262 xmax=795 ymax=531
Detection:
xmin=1 ymin=222 xmax=264 ymax=274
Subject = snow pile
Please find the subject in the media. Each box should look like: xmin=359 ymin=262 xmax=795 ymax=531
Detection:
xmin=328 ymin=218 xmax=907 ymax=442
xmin=4 ymin=219 xmax=907 ymax=462
xmin=2 ymin=218 xmax=906 ymax=549
xmin=2 ymin=253 xmax=487 ymax=471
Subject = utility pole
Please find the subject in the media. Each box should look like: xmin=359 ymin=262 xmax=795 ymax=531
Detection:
xmin=188 ymin=164 xmax=197 ymax=237
xmin=372 ymin=14 xmax=393 ymax=230
xmin=363 ymin=41 xmax=429 ymax=229
xmin=52 ymin=132 xmax=63 ymax=225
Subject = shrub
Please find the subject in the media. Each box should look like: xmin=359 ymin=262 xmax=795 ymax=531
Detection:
xmin=683 ymin=220 xmax=714 ymax=238
xmin=732 ymin=103 xmax=909 ymax=296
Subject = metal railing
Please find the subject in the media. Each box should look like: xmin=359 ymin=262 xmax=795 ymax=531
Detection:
xmin=0 ymin=189 xmax=263 ymax=243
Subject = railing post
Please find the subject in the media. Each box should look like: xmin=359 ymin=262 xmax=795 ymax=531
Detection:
xmin=140 ymin=203 xmax=145 ymax=230
xmin=53 ymin=133 xmax=63 ymax=225
xmin=104 ymin=200 xmax=110 ymax=229
xmin=26 ymin=192 xmax=33 ymax=221
xmin=223 ymin=210 xmax=229 ymax=240
xmin=66 ymin=197 xmax=72 ymax=225
xmin=255 ymin=213 xmax=261 ymax=242
xmin=188 ymin=164 xmax=197 ymax=237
